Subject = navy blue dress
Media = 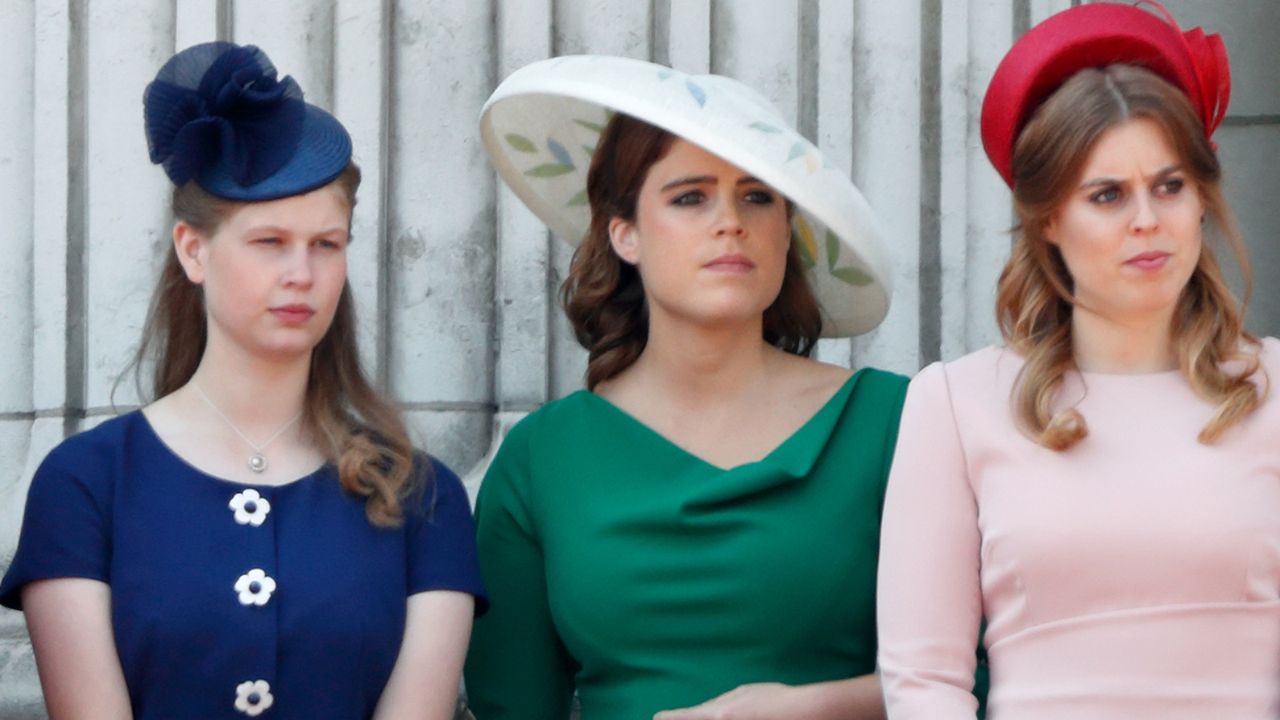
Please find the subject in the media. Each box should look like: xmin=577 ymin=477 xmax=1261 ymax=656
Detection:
xmin=0 ymin=411 xmax=487 ymax=719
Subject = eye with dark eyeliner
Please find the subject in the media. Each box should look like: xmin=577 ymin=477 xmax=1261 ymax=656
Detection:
xmin=744 ymin=188 xmax=776 ymax=205
xmin=671 ymin=190 xmax=705 ymax=206
xmin=1088 ymin=185 xmax=1122 ymax=205
xmin=1156 ymin=177 xmax=1185 ymax=196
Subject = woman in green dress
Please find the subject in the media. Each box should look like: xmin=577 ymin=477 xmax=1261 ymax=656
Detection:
xmin=465 ymin=55 xmax=903 ymax=719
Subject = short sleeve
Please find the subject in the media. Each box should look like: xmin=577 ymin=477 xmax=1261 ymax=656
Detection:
xmin=406 ymin=457 xmax=488 ymax=613
xmin=876 ymin=362 xmax=984 ymax=718
xmin=465 ymin=415 xmax=576 ymax=720
xmin=0 ymin=441 xmax=115 ymax=610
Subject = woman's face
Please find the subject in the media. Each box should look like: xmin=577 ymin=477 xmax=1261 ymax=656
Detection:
xmin=176 ymin=183 xmax=351 ymax=362
xmin=609 ymin=139 xmax=791 ymax=331
xmin=1045 ymin=117 xmax=1203 ymax=324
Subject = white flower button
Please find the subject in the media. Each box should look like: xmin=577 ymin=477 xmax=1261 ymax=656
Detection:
xmin=229 ymin=489 xmax=271 ymax=526
xmin=234 ymin=569 xmax=277 ymax=606
xmin=234 ymin=679 xmax=274 ymax=716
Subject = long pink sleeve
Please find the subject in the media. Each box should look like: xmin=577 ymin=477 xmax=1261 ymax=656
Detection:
xmin=877 ymin=361 xmax=983 ymax=718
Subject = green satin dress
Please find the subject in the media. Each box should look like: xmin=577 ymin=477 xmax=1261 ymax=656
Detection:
xmin=465 ymin=368 xmax=909 ymax=718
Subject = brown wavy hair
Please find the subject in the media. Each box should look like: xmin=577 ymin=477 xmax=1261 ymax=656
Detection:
xmin=562 ymin=113 xmax=822 ymax=389
xmin=996 ymin=64 xmax=1262 ymax=450
xmin=125 ymin=164 xmax=420 ymax=526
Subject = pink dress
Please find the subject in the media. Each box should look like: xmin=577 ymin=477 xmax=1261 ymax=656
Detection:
xmin=877 ymin=340 xmax=1280 ymax=719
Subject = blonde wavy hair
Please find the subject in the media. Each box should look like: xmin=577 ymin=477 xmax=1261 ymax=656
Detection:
xmin=996 ymin=64 xmax=1263 ymax=450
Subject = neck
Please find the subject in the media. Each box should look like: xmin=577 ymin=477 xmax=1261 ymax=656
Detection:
xmin=187 ymin=336 xmax=312 ymax=429
xmin=624 ymin=311 xmax=774 ymax=403
xmin=1071 ymin=304 xmax=1177 ymax=374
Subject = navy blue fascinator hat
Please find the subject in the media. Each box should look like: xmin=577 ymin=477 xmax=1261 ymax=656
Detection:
xmin=143 ymin=42 xmax=351 ymax=201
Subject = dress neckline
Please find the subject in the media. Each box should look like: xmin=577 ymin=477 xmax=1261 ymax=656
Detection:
xmin=133 ymin=409 xmax=328 ymax=491
xmin=574 ymin=369 xmax=863 ymax=473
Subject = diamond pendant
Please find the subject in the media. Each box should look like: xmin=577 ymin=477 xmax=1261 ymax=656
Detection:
xmin=248 ymin=454 xmax=268 ymax=473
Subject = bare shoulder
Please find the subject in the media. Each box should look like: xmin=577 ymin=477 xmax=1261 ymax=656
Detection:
xmin=591 ymin=370 xmax=635 ymax=407
xmin=140 ymin=391 xmax=187 ymax=440
xmin=770 ymin=352 xmax=855 ymax=405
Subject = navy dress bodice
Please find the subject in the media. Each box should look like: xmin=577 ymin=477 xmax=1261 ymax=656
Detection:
xmin=0 ymin=411 xmax=486 ymax=719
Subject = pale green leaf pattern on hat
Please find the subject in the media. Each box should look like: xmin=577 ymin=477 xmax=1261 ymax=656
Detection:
xmin=658 ymin=69 xmax=674 ymax=81
xmin=787 ymin=141 xmax=807 ymax=162
xmin=515 ymin=108 xmax=610 ymax=186
xmin=519 ymin=133 xmax=584 ymax=180
xmin=832 ymin=267 xmax=874 ymax=286
xmin=526 ymin=163 xmax=575 ymax=177
xmin=567 ymin=189 xmax=588 ymax=207
xmin=750 ymin=121 xmax=782 ymax=134
xmin=506 ymin=133 xmax=538 ymax=153
xmin=575 ymin=117 xmax=604 ymax=159
xmin=825 ymin=229 xmax=873 ymax=286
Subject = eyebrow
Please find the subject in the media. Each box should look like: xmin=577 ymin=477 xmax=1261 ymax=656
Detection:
xmin=1078 ymin=164 xmax=1183 ymax=190
xmin=242 ymin=225 xmax=349 ymax=237
xmin=659 ymin=175 xmax=766 ymax=192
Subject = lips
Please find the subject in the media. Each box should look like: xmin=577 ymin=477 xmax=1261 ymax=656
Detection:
xmin=270 ymin=304 xmax=315 ymax=324
xmin=1124 ymin=251 xmax=1171 ymax=271
xmin=704 ymin=254 xmax=756 ymax=272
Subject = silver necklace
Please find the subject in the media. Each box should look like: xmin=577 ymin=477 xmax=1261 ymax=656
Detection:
xmin=192 ymin=380 xmax=303 ymax=473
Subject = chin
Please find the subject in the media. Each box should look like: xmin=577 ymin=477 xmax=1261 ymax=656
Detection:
xmin=709 ymin=289 xmax=777 ymax=313
xmin=255 ymin=338 xmax=322 ymax=362
xmin=691 ymin=309 xmax=771 ymax=331
xmin=1119 ymin=294 xmax=1183 ymax=319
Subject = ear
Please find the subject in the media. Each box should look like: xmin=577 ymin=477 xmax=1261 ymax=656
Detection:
xmin=608 ymin=217 xmax=641 ymax=265
xmin=1042 ymin=215 xmax=1060 ymax=247
xmin=173 ymin=221 xmax=208 ymax=284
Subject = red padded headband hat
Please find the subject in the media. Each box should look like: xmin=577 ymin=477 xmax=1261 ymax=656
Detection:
xmin=980 ymin=0 xmax=1229 ymax=187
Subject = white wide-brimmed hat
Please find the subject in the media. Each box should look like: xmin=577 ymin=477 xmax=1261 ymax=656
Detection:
xmin=480 ymin=55 xmax=892 ymax=337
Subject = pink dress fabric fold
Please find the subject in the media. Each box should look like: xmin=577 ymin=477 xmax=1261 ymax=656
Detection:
xmin=878 ymin=339 xmax=1280 ymax=719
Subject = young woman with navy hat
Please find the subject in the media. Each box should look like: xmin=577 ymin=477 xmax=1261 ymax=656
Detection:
xmin=877 ymin=3 xmax=1280 ymax=718
xmin=0 ymin=42 xmax=486 ymax=719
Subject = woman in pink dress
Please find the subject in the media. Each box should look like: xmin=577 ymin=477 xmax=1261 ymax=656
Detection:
xmin=876 ymin=3 xmax=1280 ymax=718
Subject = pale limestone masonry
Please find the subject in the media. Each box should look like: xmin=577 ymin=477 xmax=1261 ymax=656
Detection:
xmin=2 ymin=1 xmax=1278 ymax=717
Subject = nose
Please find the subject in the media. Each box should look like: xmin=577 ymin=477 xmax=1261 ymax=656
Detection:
xmin=713 ymin=195 xmax=746 ymax=237
xmin=281 ymin=244 xmax=314 ymax=288
xmin=1129 ymin=190 xmax=1159 ymax=234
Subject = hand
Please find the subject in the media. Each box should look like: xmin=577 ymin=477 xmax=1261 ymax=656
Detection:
xmin=653 ymin=682 xmax=807 ymax=720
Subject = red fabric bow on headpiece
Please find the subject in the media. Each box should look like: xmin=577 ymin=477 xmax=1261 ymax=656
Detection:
xmin=980 ymin=0 xmax=1231 ymax=188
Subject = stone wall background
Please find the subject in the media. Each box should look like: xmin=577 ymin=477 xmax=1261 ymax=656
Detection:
xmin=1 ymin=1 xmax=1276 ymax=716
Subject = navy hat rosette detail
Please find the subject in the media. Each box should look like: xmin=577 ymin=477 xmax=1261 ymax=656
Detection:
xmin=143 ymin=42 xmax=352 ymax=201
